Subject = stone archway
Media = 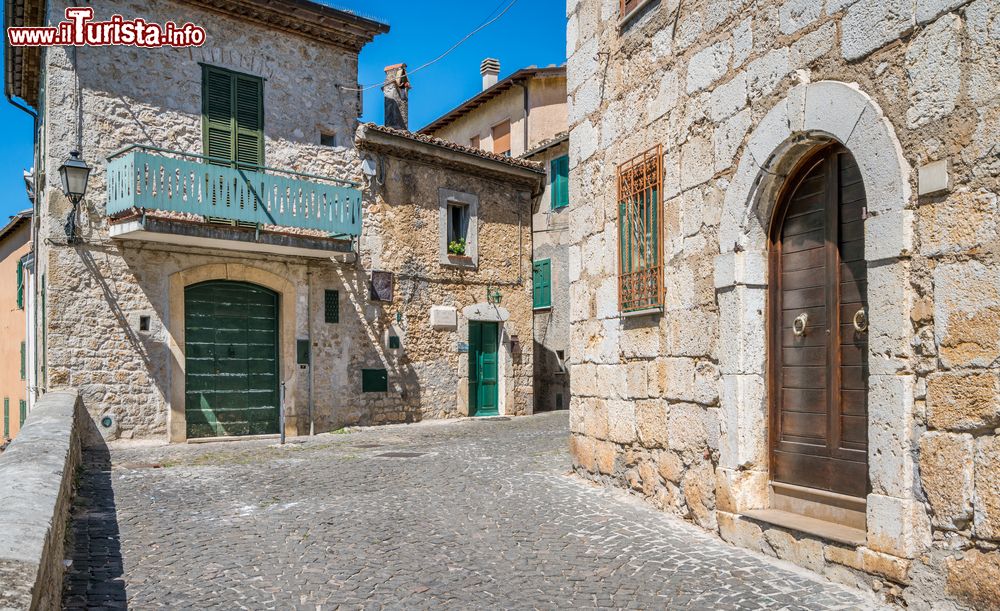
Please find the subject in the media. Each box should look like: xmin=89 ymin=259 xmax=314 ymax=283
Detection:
xmin=714 ymin=81 xmax=925 ymax=560
xmin=167 ymin=264 xmax=297 ymax=442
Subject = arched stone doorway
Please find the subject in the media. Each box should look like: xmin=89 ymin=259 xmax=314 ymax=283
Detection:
xmin=715 ymin=81 xmax=924 ymax=560
xmin=167 ymin=264 xmax=297 ymax=442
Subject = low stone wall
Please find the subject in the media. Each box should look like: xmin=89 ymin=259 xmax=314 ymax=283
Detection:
xmin=0 ymin=390 xmax=84 ymax=610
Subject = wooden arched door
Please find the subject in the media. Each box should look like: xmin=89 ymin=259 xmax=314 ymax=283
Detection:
xmin=768 ymin=145 xmax=870 ymax=499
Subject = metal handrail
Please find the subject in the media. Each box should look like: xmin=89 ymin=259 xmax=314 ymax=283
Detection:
xmin=105 ymin=144 xmax=361 ymax=187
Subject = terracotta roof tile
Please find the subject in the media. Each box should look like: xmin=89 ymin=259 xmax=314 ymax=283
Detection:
xmin=359 ymin=123 xmax=543 ymax=172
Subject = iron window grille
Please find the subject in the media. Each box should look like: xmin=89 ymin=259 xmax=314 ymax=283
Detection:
xmin=617 ymin=144 xmax=664 ymax=313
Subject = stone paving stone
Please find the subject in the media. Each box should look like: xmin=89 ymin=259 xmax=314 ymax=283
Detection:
xmin=62 ymin=413 xmax=886 ymax=609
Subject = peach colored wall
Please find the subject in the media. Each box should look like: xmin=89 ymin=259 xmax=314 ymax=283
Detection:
xmin=0 ymin=222 xmax=30 ymax=441
xmin=429 ymin=75 xmax=567 ymax=157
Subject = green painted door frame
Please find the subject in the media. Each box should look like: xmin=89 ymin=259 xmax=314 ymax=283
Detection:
xmin=468 ymin=321 xmax=499 ymax=417
xmin=185 ymin=281 xmax=280 ymax=438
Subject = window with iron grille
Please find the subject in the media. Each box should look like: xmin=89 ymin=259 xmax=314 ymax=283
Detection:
xmin=617 ymin=145 xmax=663 ymax=313
xmin=325 ymin=290 xmax=339 ymax=323
xmin=620 ymin=0 xmax=645 ymax=21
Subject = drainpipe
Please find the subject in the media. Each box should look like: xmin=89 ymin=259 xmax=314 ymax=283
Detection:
xmin=519 ymin=80 xmax=530 ymax=155
xmin=307 ymin=266 xmax=315 ymax=436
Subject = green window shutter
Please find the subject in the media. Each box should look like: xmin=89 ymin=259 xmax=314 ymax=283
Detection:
xmin=203 ymin=66 xmax=234 ymax=164
xmin=362 ymin=368 xmax=388 ymax=393
xmin=202 ymin=66 xmax=264 ymax=168
xmin=533 ymin=259 xmax=552 ymax=309
xmin=20 ymin=342 xmax=25 ymax=380
xmin=550 ymin=158 xmax=558 ymax=209
xmin=3 ymin=399 xmax=8 ymax=438
xmin=19 ymin=400 xmax=26 ymax=427
xmin=551 ymin=156 xmax=569 ymax=209
xmin=324 ymin=290 xmax=339 ymax=324
xmin=15 ymin=259 xmax=23 ymax=310
xmin=234 ymin=74 xmax=264 ymax=168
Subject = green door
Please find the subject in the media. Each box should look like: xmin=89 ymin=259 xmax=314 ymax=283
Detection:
xmin=469 ymin=321 xmax=499 ymax=417
xmin=185 ymin=281 xmax=279 ymax=438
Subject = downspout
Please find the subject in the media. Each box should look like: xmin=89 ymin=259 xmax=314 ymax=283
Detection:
xmin=307 ymin=266 xmax=315 ymax=436
xmin=519 ymin=80 xmax=529 ymax=156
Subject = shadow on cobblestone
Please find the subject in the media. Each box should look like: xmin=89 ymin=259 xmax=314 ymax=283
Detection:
xmin=63 ymin=445 xmax=128 ymax=609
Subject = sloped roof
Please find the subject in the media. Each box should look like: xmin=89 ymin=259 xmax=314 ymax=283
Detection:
xmin=359 ymin=124 xmax=543 ymax=172
xmin=418 ymin=65 xmax=566 ymax=135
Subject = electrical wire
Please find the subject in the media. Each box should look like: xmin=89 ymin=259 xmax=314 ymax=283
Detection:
xmin=340 ymin=0 xmax=521 ymax=93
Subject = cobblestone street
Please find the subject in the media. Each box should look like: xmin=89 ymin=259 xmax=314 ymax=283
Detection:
xmin=63 ymin=412 xmax=884 ymax=610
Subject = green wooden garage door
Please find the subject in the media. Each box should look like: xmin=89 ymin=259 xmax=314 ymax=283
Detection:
xmin=185 ymin=281 xmax=279 ymax=438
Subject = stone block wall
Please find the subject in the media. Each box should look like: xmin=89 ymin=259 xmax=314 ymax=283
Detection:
xmin=566 ymin=0 xmax=1000 ymax=607
xmin=531 ymin=140 xmax=572 ymax=413
xmin=357 ymin=146 xmax=536 ymax=419
xmin=0 ymin=390 xmax=83 ymax=610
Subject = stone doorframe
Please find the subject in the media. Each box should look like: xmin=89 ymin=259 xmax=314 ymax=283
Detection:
xmin=166 ymin=263 xmax=298 ymax=443
xmin=458 ymin=304 xmax=512 ymax=417
xmin=714 ymin=81 xmax=928 ymax=560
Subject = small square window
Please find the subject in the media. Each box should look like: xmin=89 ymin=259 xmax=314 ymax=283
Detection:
xmin=388 ymin=335 xmax=400 ymax=350
xmin=362 ymin=368 xmax=388 ymax=392
xmin=320 ymin=132 xmax=337 ymax=147
xmin=139 ymin=315 xmax=151 ymax=332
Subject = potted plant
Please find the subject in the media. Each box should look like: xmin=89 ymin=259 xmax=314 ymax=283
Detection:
xmin=447 ymin=238 xmax=471 ymax=263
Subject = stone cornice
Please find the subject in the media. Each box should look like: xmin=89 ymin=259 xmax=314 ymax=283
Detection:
xmin=176 ymin=0 xmax=388 ymax=51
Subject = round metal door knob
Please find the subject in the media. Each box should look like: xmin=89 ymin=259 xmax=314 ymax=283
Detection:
xmin=792 ymin=313 xmax=809 ymax=337
xmin=853 ymin=308 xmax=869 ymax=333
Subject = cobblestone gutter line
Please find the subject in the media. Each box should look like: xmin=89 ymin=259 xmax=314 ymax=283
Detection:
xmin=0 ymin=390 xmax=82 ymax=610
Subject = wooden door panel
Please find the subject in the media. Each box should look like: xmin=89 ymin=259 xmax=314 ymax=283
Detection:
xmin=770 ymin=146 xmax=870 ymax=499
xmin=782 ymin=388 xmax=826 ymax=412
xmin=782 ymin=247 xmax=826 ymax=271
xmin=782 ymin=366 xmax=827 ymax=389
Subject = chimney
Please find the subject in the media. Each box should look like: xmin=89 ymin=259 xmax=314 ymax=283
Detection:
xmin=480 ymin=58 xmax=500 ymax=90
xmin=382 ymin=63 xmax=410 ymax=130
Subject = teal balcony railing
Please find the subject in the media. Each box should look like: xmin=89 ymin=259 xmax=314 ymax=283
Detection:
xmin=106 ymin=146 xmax=362 ymax=237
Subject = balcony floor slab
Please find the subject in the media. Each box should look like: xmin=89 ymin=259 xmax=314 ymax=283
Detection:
xmin=109 ymin=218 xmax=354 ymax=259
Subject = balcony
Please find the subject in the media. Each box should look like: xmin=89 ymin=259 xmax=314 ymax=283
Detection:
xmin=105 ymin=146 xmax=362 ymax=257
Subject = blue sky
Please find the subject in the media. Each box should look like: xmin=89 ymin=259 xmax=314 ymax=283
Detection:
xmin=0 ymin=0 xmax=566 ymax=220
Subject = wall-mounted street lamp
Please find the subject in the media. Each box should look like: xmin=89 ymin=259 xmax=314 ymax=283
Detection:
xmin=58 ymin=150 xmax=91 ymax=242
xmin=487 ymin=284 xmax=502 ymax=306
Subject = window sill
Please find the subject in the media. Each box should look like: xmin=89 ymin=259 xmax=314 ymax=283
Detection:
xmin=442 ymin=255 xmax=476 ymax=269
xmin=533 ymin=306 xmax=552 ymax=312
xmin=621 ymin=306 xmax=662 ymax=318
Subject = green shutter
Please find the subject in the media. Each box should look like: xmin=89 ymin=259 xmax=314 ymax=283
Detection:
xmin=19 ymin=400 xmax=26 ymax=427
xmin=20 ymin=342 xmax=25 ymax=380
xmin=15 ymin=259 xmax=24 ymax=310
xmin=533 ymin=259 xmax=552 ymax=309
xmin=3 ymin=398 xmax=8 ymax=438
xmin=551 ymin=155 xmax=569 ymax=209
xmin=234 ymin=74 xmax=264 ymax=168
xmin=202 ymin=66 xmax=264 ymax=168
xmin=203 ymin=66 xmax=234 ymax=164
xmin=324 ymin=290 xmax=339 ymax=324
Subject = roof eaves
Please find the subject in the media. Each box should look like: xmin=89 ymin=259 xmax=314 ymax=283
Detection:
xmin=0 ymin=210 xmax=33 ymax=242
xmin=418 ymin=65 xmax=566 ymax=135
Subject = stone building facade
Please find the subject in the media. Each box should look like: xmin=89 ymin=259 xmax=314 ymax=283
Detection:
xmin=566 ymin=0 xmax=1000 ymax=607
xmin=6 ymin=0 xmax=540 ymax=442
xmin=422 ymin=63 xmax=572 ymax=413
